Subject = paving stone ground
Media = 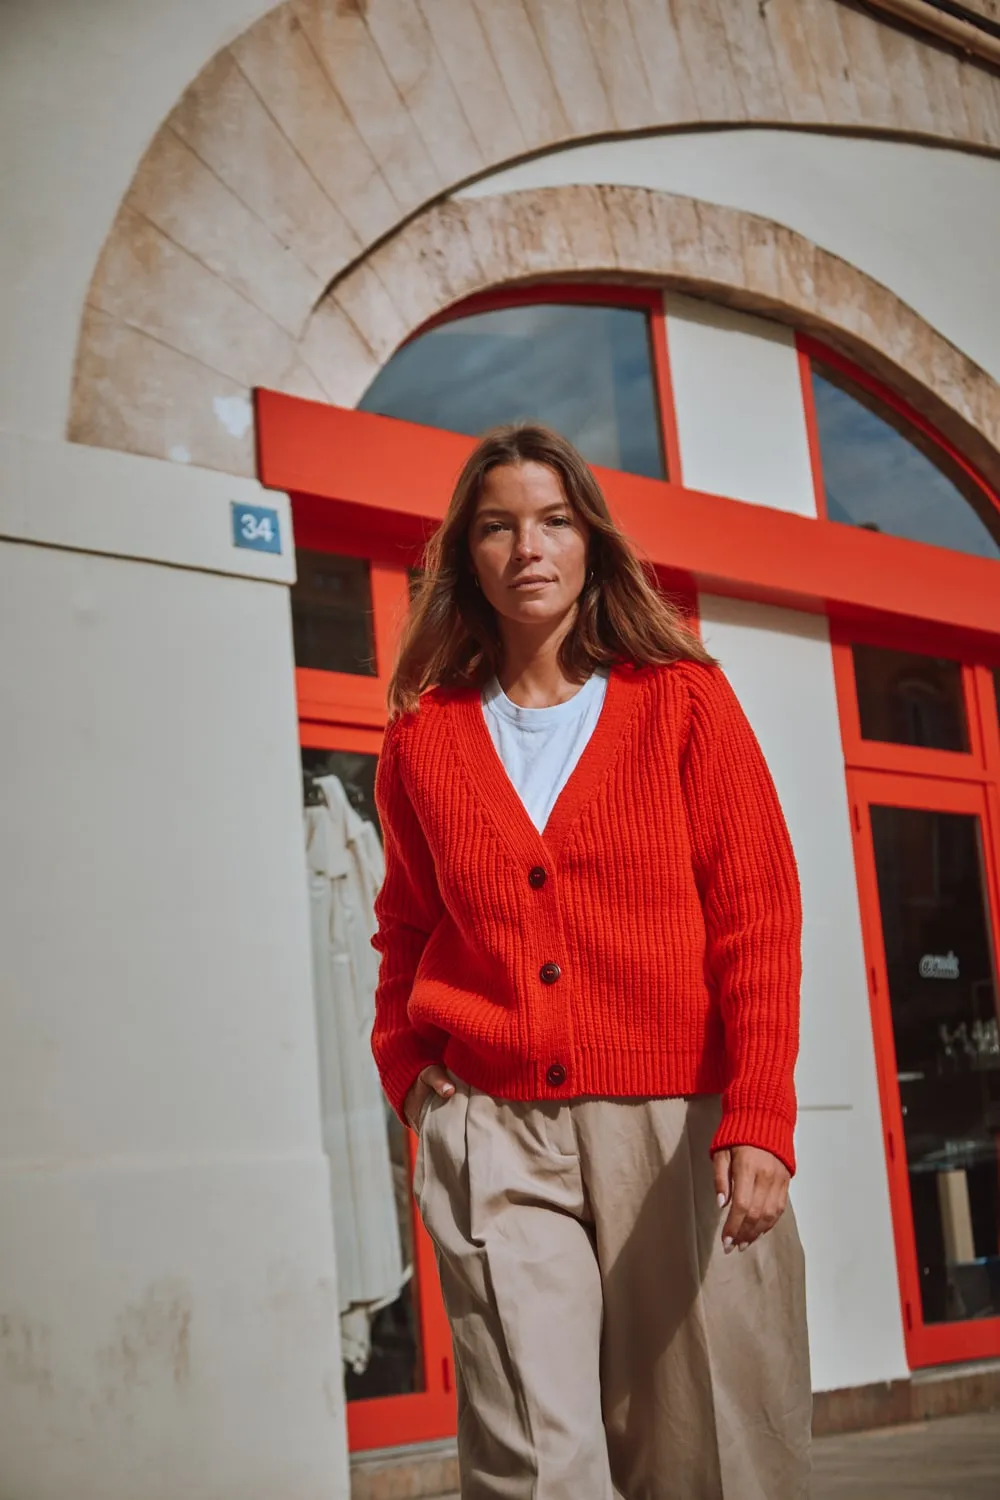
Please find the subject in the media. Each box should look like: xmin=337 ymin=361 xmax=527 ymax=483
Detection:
xmin=429 ymin=1412 xmax=1000 ymax=1499
xmin=810 ymin=1411 xmax=1000 ymax=1498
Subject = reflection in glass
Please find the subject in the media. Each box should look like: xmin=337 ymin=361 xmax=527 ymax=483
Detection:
xmin=292 ymin=551 xmax=377 ymax=676
xmin=360 ymin=302 xmax=665 ymax=479
xmin=853 ymin=644 xmax=969 ymax=752
xmin=302 ymin=748 xmax=422 ymax=1400
xmin=811 ymin=365 xmax=1000 ymax=561
xmin=870 ymin=804 xmax=1000 ymax=1325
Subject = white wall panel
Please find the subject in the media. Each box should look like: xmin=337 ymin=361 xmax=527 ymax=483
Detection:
xmin=0 ymin=0 xmax=274 ymax=442
xmin=665 ymin=294 xmax=817 ymax=514
xmin=0 ymin=540 xmax=348 ymax=1498
xmin=0 ymin=433 xmax=294 ymax=583
xmin=699 ymin=595 xmax=908 ymax=1390
xmin=0 ymin=1158 xmax=343 ymax=1500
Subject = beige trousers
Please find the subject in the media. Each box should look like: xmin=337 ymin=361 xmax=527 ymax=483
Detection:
xmin=415 ymin=1083 xmax=811 ymax=1500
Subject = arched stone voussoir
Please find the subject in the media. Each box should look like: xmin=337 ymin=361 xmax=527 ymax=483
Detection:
xmin=69 ymin=0 xmax=1000 ymax=476
xmin=317 ymin=184 xmax=1000 ymax=496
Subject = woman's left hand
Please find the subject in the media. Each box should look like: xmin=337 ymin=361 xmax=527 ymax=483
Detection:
xmin=712 ymin=1146 xmax=790 ymax=1254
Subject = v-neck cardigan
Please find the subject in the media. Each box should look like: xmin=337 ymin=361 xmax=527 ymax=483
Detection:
xmin=371 ymin=660 xmax=802 ymax=1173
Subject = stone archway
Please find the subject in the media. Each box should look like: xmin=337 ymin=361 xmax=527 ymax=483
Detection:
xmin=68 ymin=0 xmax=1000 ymax=482
xmin=72 ymin=181 xmax=1000 ymax=493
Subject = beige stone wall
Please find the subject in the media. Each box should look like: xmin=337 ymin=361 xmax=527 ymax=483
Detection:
xmin=865 ymin=0 xmax=1000 ymax=68
xmin=69 ymin=0 xmax=1000 ymax=478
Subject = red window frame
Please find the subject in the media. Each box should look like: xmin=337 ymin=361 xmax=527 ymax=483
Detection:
xmin=831 ymin=626 xmax=1000 ymax=1368
xmin=847 ymin=765 xmax=1000 ymax=1368
xmin=797 ymin=333 xmax=1000 ymax=534
xmin=261 ymin=287 xmax=1000 ymax=1442
xmin=798 ymin=347 xmax=1000 ymax=1368
xmin=298 ymin=581 xmax=458 ymax=1453
xmin=393 ymin=283 xmax=685 ymax=487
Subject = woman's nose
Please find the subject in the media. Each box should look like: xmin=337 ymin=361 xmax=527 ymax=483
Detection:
xmin=513 ymin=528 xmax=541 ymax=559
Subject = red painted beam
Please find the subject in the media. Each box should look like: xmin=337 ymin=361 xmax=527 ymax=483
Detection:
xmin=255 ymin=389 xmax=1000 ymax=646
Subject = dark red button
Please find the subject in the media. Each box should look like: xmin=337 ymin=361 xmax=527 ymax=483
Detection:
xmin=539 ymin=962 xmax=561 ymax=985
xmin=528 ymin=866 xmax=547 ymax=889
xmin=546 ymin=1063 xmax=567 ymax=1087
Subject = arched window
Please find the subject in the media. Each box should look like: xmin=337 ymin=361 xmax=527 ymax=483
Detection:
xmin=359 ymin=297 xmax=667 ymax=481
xmin=809 ymin=357 xmax=1000 ymax=561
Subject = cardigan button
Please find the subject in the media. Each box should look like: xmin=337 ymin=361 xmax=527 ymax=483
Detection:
xmin=528 ymin=866 xmax=547 ymax=889
xmin=546 ymin=1063 xmax=567 ymax=1087
xmin=539 ymin=962 xmax=561 ymax=985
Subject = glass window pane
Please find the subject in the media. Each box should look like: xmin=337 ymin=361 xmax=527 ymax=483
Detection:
xmin=853 ymin=644 xmax=969 ymax=752
xmin=291 ymin=551 xmax=377 ymax=676
xmin=302 ymin=748 xmax=423 ymax=1399
xmin=811 ymin=364 xmax=1000 ymax=561
xmin=360 ymin=302 xmax=665 ymax=480
xmin=870 ymin=804 xmax=1000 ymax=1326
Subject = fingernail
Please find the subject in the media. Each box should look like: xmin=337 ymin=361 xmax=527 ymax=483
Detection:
xmin=716 ymin=1193 xmax=727 ymax=1210
xmin=442 ymin=1083 xmax=455 ymax=1096
xmin=739 ymin=1242 xmax=749 ymax=1253
xmin=723 ymin=1237 xmax=734 ymax=1253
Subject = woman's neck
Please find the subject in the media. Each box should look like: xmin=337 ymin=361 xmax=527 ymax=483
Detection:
xmin=496 ymin=622 xmax=585 ymax=708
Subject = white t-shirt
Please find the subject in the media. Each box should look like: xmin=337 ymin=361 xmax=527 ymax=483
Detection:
xmin=482 ymin=671 xmax=610 ymax=834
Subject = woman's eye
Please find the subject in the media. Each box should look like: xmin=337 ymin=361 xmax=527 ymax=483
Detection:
xmin=548 ymin=515 xmax=572 ymax=527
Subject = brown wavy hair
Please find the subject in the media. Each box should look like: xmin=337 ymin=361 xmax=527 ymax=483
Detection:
xmin=387 ymin=423 xmax=716 ymax=716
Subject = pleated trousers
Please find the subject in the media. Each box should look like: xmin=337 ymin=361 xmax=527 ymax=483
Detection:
xmin=414 ymin=1082 xmax=811 ymax=1500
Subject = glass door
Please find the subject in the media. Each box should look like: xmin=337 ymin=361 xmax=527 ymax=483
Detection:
xmin=851 ymin=770 xmax=1000 ymax=1365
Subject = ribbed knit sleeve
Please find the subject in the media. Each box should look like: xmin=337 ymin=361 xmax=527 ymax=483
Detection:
xmin=371 ymin=718 xmax=448 ymax=1121
xmin=680 ymin=666 xmax=802 ymax=1174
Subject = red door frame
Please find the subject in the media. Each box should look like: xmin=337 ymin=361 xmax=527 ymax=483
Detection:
xmin=298 ymin=575 xmax=459 ymax=1451
xmin=847 ymin=764 xmax=1000 ymax=1367
xmin=797 ymin=330 xmax=1000 ymax=1368
xmin=263 ymin=290 xmax=1000 ymax=1443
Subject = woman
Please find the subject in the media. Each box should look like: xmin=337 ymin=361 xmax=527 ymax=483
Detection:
xmin=371 ymin=424 xmax=811 ymax=1500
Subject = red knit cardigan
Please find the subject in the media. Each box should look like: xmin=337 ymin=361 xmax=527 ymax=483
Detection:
xmin=371 ymin=660 xmax=802 ymax=1173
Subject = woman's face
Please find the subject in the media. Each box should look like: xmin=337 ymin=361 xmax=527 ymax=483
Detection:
xmin=468 ymin=462 xmax=589 ymax=633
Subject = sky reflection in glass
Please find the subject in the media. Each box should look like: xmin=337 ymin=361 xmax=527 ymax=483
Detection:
xmin=811 ymin=368 xmax=1000 ymax=561
xmin=359 ymin=303 xmax=664 ymax=480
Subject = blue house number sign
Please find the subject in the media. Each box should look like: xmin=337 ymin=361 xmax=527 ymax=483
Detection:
xmin=232 ymin=502 xmax=282 ymax=554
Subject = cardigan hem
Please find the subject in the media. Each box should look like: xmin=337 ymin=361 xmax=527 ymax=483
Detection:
xmin=439 ymin=1041 xmax=796 ymax=1170
xmin=443 ymin=1040 xmax=727 ymax=1105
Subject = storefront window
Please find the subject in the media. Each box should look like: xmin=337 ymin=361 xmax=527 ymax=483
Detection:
xmin=852 ymin=645 xmax=969 ymax=752
xmin=870 ymin=804 xmax=1000 ymax=1326
xmin=292 ymin=551 xmax=377 ymax=675
xmin=360 ymin=302 xmax=665 ymax=480
xmin=302 ymin=747 xmax=422 ymax=1400
xmin=810 ymin=364 xmax=1000 ymax=561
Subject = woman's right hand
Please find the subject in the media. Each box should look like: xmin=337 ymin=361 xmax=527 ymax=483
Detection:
xmin=404 ymin=1064 xmax=455 ymax=1132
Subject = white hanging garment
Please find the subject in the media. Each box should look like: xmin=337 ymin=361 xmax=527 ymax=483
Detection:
xmin=305 ymin=776 xmax=406 ymax=1373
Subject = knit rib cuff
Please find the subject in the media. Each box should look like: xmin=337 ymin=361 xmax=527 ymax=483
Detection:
xmin=376 ymin=1033 xmax=446 ymax=1127
xmin=711 ymin=1106 xmax=797 ymax=1177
